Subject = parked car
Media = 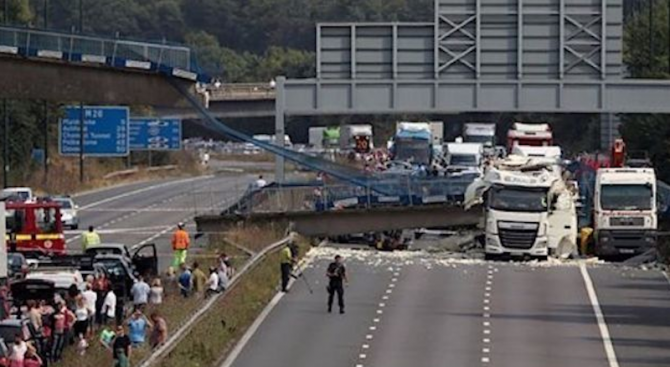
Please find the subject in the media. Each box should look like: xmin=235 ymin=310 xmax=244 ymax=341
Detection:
xmin=52 ymin=196 xmax=79 ymax=229
xmin=25 ymin=269 xmax=85 ymax=293
xmin=0 ymin=187 xmax=33 ymax=202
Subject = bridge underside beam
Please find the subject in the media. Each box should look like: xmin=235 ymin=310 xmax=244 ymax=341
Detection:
xmin=281 ymin=78 xmax=670 ymax=115
xmin=156 ymin=100 xmax=275 ymax=120
xmin=196 ymin=205 xmax=482 ymax=237
xmin=0 ymin=56 xmax=194 ymax=106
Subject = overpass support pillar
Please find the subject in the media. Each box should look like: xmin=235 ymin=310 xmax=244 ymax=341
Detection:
xmin=275 ymin=76 xmax=286 ymax=183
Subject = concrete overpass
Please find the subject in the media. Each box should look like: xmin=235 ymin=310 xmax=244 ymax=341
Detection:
xmin=156 ymin=83 xmax=276 ymax=119
xmin=196 ymin=204 xmax=482 ymax=237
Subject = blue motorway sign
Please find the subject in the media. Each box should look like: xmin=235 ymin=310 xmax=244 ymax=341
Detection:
xmin=129 ymin=117 xmax=182 ymax=151
xmin=59 ymin=106 xmax=129 ymax=157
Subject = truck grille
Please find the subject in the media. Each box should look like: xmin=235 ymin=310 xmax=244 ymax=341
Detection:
xmin=609 ymin=217 xmax=644 ymax=227
xmin=499 ymin=228 xmax=538 ymax=249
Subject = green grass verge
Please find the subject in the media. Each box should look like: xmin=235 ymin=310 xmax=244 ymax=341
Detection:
xmin=158 ymin=240 xmax=310 ymax=367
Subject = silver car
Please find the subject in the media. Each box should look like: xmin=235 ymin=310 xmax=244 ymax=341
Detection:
xmin=53 ymin=196 xmax=79 ymax=229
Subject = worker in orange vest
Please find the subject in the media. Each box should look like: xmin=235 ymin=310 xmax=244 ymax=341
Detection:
xmin=172 ymin=222 xmax=191 ymax=268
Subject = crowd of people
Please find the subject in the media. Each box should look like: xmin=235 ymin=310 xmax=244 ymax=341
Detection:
xmin=2 ymin=222 xmax=239 ymax=367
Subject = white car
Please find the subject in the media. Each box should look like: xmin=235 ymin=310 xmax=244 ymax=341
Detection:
xmin=53 ymin=196 xmax=79 ymax=229
xmin=0 ymin=187 xmax=33 ymax=202
xmin=26 ymin=269 xmax=85 ymax=292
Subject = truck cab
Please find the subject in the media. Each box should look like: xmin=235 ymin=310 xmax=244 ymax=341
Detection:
xmin=594 ymin=168 xmax=657 ymax=257
xmin=445 ymin=143 xmax=483 ymax=176
xmin=507 ymin=123 xmax=553 ymax=152
xmin=466 ymin=157 xmax=578 ymax=259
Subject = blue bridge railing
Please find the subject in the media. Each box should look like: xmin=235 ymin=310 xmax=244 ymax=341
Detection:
xmin=0 ymin=25 xmax=208 ymax=82
xmin=228 ymin=176 xmax=477 ymax=214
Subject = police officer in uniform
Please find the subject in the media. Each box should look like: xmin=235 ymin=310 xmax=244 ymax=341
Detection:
xmin=326 ymin=255 xmax=348 ymax=314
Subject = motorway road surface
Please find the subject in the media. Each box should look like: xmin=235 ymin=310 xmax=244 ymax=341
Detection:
xmin=229 ymin=247 xmax=670 ymax=367
xmin=65 ymin=173 xmax=254 ymax=270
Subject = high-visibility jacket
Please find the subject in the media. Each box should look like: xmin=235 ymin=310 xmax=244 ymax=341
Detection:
xmin=172 ymin=229 xmax=190 ymax=250
xmin=82 ymin=231 xmax=101 ymax=250
xmin=280 ymin=247 xmax=293 ymax=264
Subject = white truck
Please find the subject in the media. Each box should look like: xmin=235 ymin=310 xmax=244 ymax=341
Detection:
xmin=445 ymin=143 xmax=484 ymax=177
xmin=593 ymin=168 xmax=657 ymax=257
xmin=463 ymin=123 xmax=496 ymax=147
xmin=340 ymin=124 xmax=373 ymax=154
xmin=466 ymin=154 xmax=578 ymax=259
xmin=308 ymin=127 xmax=326 ymax=150
xmin=506 ymin=123 xmax=553 ymax=152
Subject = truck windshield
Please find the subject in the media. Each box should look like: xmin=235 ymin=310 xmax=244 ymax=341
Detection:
xmin=394 ymin=140 xmax=430 ymax=165
xmin=449 ymin=154 xmax=478 ymax=167
xmin=489 ymin=186 xmax=548 ymax=212
xmin=600 ymin=184 xmax=653 ymax=211
xmin=465 ymin=135 xmax=492 ymax=145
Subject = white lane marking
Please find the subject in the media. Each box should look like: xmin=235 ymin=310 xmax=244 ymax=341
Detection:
xmin=373 ymin=318 xmax=380 ymax=323
xmin=486 ymin=280 xmax=492 ymax=285
xmin=220 ymin=247 xmax=316 ymax=367
xmin=362 ymin=344 xmax=369 ymax=349
xmin=366 ymin=334 xmax=373 ymax=340
xmin=391 ymin=278 xmax=398 ymax=282
xmin=484 ymin=299 xmax=490 ymax=304
xmin=386 ymin=289 xmax=393 ymax=294
xmin=483 ymin=313 xmax=491 ymax=318
xmin=484 ymin=306 xmax=490 ymax=311
xmin=579 ymin=263 xmax=620 ymax=367
xmin=359 ymin=354 xmax=367 ymax=359
xmin=482 ymin=357 xmax=490 ymax=363
xmin=484 ymin=329 xmax=491 ymax=335
xmin=389 ymin=284 xmax=395 ymax=288
xmin=379 ymin=303 xmax=385 ymax=307
xmin=483 ymin=338 xmax=490 ymax=343
xmin=485 ymin=286 xmax=491 ymax=291
xmin=369 ymin=326 xmax=377 ymax=331
xmin=483 ymin=348 xmax=490 ymax=353
xmin=376 ymin=310 xmax=383 ymax=315
xmin=485 ymin=292 xmax=491 ymax=297
xmin=382 ymin=295 xmax=389 ymax=300
xmin=79 ymin=176 xmax=211 ymax=210
xmin=356 ymin=365 xmax=363 ymax=367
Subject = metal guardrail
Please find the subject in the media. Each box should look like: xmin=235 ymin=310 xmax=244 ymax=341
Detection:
xmin=137 ymin=235 xmax=292 ymax=367
xmin=208 ymin=83 xmax=276 ymax=101
xmin=0 ymin=25 xmax=192 ymax=71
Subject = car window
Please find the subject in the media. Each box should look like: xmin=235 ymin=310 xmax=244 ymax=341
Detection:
xmin=56 ymin=200 xmax=72 ymax=209
xmin=35 ymin=208 xmax=57 ymax=232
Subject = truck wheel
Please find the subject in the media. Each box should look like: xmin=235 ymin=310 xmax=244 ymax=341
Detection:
xmin=484 ymin=253 xmax=498 ymax=261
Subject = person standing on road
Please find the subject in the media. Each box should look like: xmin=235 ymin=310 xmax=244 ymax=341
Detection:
xmin=82 ymin=226 xmax=101 ymax=252
xmin=171 ymin=223 xmax=190 ymax=268
xmin=279 ymin=244 xmax=295 ymax=293
xmin=326 ymin=255 xmax=348 ymax=314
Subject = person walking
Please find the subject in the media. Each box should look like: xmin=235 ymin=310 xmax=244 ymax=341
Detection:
xmin=191 ymin=262 xmax=207 ymax=294
xmin=326 ymin=255 xmax=348 ymax=314
xmin=171 ymin=223 xmax=190 ymax=268
xmin=92 ymin=273 xmax=111 ymax=326
xmin=81 ymin=226 xmax=101 ymax=251
xmin=102 ymin=289 xmax=117 ymax=326
xmin=279 ymin=244 xmax=294 ymax=293
xmin=73 ymin=298 xmax=90 ymax=340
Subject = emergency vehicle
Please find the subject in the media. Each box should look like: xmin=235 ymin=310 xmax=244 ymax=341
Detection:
xmin=4 ymin=199 xmax=65 ymax=255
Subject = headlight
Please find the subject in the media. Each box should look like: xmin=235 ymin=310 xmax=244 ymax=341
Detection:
xmin=536 ymin=240 xmax=548 ymax=249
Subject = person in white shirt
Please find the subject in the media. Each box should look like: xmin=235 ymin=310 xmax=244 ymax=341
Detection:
xmin=82 ymin=284 xmax=97 ymax=336
xmin=205 ymin=267 xmax=220 ymax=298
xmin=254 ymin=175 xmax=267 ymax=190
xmin=131 ymin=276 xmax=151 ymax=310
xmin=102 ymin=289 xmax=117 ymax=325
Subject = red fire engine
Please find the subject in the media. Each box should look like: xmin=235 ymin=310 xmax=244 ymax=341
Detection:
xmin=5 ymin=199 xmax=65 ymax=255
